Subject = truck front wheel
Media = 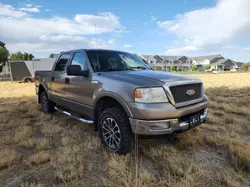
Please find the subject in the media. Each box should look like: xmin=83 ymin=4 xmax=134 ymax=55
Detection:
xmin=98 ymin=107 xmax=134 ymax=155
xmin=39 ymin=92 xmax=55 ymax=113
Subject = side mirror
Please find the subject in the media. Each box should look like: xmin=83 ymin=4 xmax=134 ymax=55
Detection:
xmin=67 ymin=65 xmax=89 ymax=77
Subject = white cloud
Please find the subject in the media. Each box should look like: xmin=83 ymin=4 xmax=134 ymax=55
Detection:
xmin=140 ymin=42 xmax=144 ymax=45
xmin=242 ymin=47 xmax=250 ymax=51
xmin=222 ymin=45 xmax=233 ymax=49
xmin=166 ymin=45 xmax=200 ymax=54
xmin=7 ymin=37 xmax=111 ymax=53
xmin=19 ymin=7 xmax=40 ymax=13
xmin=1 ymin=14 xmax=121 ymax=41
xmin=124 ymin=44 xmax=132 ymax=49
xmin=108 ymin=39 xmax=116 ymax=45
xmin=0 ymin=3 xmax=123 ymax=54
xmin=45 ymin=9 xmax=50 ymax=12
xmin=151 ymin=16 xmax=157 ymax=21
xmin=0 ymin=3 xmax=27 ymax=17
xmin=26 ymin=4 xmax=33 ymax=8
xmin=74 ymin=12 xmax=121 ymax=32
xmin=157 ymin=0 xmax=250 ymax=48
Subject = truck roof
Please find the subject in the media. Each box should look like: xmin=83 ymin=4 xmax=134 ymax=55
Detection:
xmin=60 ymin=49 xmax=130 ymax=54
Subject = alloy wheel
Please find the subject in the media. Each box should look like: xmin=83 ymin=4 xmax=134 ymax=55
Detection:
xmin=41 ymin=94 xmax=48 ymax=112
xmin=101 ymin=117 xmax=121 ymax=150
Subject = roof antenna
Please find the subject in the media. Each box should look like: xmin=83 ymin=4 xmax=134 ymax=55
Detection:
xmin=94 ymin=24 xmax=97 ymax=48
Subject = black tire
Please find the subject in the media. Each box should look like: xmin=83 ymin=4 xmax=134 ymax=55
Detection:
xmin=39 ymin=91 xmax=55 ymax=113
xmin=98 ymin=107 xmax=134 ymax=155
xmin=24 ymin=78 xmax=32 ymax=83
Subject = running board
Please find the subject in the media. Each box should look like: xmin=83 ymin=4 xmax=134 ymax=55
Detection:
xmin=54 ymin=106 xmax=94 ymax=124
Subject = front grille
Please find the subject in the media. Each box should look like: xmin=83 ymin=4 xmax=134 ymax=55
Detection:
xmin=170 ymin=83 xmax=202 ymax=104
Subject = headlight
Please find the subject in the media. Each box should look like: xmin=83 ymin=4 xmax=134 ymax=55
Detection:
xmin=134 ymin=87 xmax=168 ymax=103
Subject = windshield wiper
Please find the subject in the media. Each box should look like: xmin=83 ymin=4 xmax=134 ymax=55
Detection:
xmin=106 ymin=68 xmax=124 ymax=72
xmin=129 ymin=66 xmax=147 ymax=70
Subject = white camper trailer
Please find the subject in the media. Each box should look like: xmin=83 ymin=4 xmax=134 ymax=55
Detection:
xmin=9 ymin=58 xmax=55 ymax=82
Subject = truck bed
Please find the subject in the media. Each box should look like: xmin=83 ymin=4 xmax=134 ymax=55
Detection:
xmin=35 ymin=70 xmax=51 ymax=78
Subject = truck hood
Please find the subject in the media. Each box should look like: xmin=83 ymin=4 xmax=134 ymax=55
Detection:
xmin=97 ymin=70 xmax=199 ymax=86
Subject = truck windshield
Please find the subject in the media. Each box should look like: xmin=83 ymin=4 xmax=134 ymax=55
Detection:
xmin=86 ymin=50 xmax=152 ymax=72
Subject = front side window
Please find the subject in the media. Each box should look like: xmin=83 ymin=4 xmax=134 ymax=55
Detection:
xmin=86 ymin=50 xmax=152 ymax=72
xmin=71 ymin=52 xmax=87 ymax=71
xmin=55 ymin=54 xmax=70 ymax=72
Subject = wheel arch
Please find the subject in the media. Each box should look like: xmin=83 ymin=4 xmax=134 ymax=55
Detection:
xmin=93 ymin=93 xmax=133 ymax=131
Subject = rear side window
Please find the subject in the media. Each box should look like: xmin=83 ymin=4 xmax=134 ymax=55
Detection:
xmin=55 ymin=54 xmax=70 ymax=72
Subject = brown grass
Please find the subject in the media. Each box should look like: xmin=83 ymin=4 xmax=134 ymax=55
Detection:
xmin=0 ymin=72 xmax=250 ymax=186
xmin=20 ymin=138 xmax=52 ymax=151
xmin=0 ymin=148 xmax=20 ymax=169
xmin=51 ymin=145 xmax=85 ymax=183
xmin=27 ymin=151 xmax=51 ymax=166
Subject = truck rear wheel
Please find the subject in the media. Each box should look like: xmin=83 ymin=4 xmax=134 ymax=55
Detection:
xmin=98 ymin=107 xmax=134 ymax=155
xmin=24 ymin=78 xmax=32 ymax=83
xmin=40 ymin=92 xmax=55 ymax=113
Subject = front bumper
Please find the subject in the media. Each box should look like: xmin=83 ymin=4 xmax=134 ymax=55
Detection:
xmin=129 ymin=108 xmax=208 ymax=135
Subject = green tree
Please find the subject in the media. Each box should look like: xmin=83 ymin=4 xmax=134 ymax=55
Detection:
xmin=0 ymin=41 xmax=9 ymax=72
xmin=155 ymin=66 xmax=162 ymax=71
xmin=204 ymin=65 xmax=211 ymax=70
xmin=49 ymin=53 xmax=56 ymax=58
xmin=16 ymin=51 xmax=23 ymax=60
xmin=28 ymin=53 xmax=34 ymax=60
xmin=191 ymin=65 xmax=198 ymax=71
xmin=242 ymin=63 xmax=249 ymax=71
xmin=24 ymin=52 xmax=29 ymax=60
xmin=9 ymin=52 xmax=34 ymax=61
xmin=171 ymin=66 xmax=177 ymax=72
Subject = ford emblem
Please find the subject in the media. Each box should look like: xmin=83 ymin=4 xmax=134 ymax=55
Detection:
xmin=186 ymin=89 xmax=195 ymax=96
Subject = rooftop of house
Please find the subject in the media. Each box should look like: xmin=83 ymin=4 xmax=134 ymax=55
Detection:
xmin=141 ymin=55 xmax=154 ymax=60
xmin=191 ymin=54 xmax=224 ymax=61
xmin=141 ymin=55 xmax=192 ymax=61
xmin=211 ymin=59 xmax=236 ymax=66
xmin=159 ymin=56 xmax=183 ymax=61
xmin=235 ymin=62 xmax=244 ymax=67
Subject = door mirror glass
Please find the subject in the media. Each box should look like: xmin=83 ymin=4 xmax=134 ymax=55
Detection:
xmin=67 ymin=65 xmax=89 ymax=77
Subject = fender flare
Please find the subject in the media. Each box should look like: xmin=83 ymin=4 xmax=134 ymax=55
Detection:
xmin=93 ymin=92 xmax=133 ymax=118
xmin=38 ymin=83 xmax=51 ymax=102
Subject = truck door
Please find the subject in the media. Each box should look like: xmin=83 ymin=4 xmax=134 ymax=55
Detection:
xmin=51 ymin=53 xmax=70 ymax=102
xmin=63 ymin=51 xmax=96 ymax=117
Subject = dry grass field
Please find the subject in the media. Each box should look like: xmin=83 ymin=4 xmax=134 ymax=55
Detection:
xmin=0 ymin=73 xmax=250 ymax=187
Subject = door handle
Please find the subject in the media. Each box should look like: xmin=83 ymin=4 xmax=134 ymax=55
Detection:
xmin=65 ymin=78 xmax=70 ymax=84
xmin=52 ymin=77 xmax=55 ymax=81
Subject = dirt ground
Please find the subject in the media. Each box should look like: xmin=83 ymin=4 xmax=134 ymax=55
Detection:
xmin=0 ymin=73 xmax=250 ymax=187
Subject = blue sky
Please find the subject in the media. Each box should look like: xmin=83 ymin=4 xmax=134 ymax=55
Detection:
xmin=1 ymin=0 xmax=250 ymax=62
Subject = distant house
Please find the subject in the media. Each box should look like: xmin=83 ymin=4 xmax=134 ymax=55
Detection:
xmin=141 ymin=55 xmax=192 ymax=71
xmin=191 ymin=54 xmax=239 ymax=71
xmin=191 ymin=55 xmax=224 ymax=65
xmin=210 ymin=59 xmax=237 ymax=71
xmin=136 ymin=53 xmax=241 ymax=72
xmin=235 ymin=62 xmax=244 ymax=71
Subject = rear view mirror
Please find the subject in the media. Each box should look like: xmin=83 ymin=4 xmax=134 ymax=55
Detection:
xmin=67 ymin=65 xmax=89 ymax=77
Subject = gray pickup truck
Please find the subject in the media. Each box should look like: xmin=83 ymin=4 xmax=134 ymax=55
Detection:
xmin=35 ymin=49 xmax=208 ymax=154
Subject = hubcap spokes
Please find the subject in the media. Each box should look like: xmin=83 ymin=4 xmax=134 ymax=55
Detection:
xmin=41 ymin=95 xmax=48 ymax=110
xmin=102 ymin=118 xmax=121 ymax=149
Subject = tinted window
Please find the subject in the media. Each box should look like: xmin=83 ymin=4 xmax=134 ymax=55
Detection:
xmin=86 ymin=50 xmax=151 ymax=72
xmin=71 ymin=52 xmax=87 ymax=71
xmin=55 ymin=54 xmax=70 ymax=72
